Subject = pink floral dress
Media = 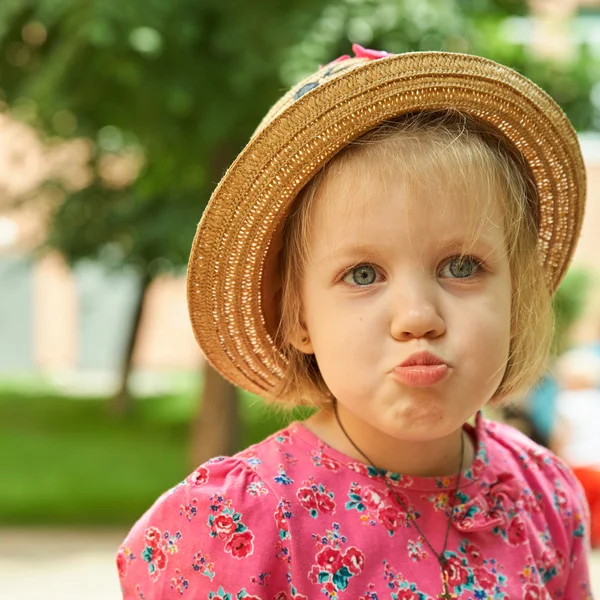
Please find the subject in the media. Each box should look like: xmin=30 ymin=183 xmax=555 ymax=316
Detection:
xmin=117 ymin=413 xmax=592 ymax=599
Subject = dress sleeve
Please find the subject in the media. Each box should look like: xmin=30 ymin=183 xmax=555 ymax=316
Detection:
xmin=116 ymin=457 xmax=290 ymax=600
xmin=552 ymin=457 xmax=594 ymax=599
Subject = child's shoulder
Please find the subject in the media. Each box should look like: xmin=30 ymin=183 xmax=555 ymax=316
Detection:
xmin=482 ymin=415 xmax=586 ymax=505
xmin=484 ymin=414 xmax=562 ymax=466
xmin=484 ymin=414 xmax=566 ymax=473
xmin=117 ymin=425 xmax=307 ymax=593
xmin=129 ymin=422 xmax=304 ymax=524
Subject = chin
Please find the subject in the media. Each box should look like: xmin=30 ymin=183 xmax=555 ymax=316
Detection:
xmin=381 ymin=402 xmax=464 ymax=436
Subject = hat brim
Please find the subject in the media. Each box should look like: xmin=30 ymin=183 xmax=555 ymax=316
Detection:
xmin=187 ymin=51 xmax=586 ymax=396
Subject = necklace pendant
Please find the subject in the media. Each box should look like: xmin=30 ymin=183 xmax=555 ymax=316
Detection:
xmin=437 ymin=569 xmax=457 ymax=600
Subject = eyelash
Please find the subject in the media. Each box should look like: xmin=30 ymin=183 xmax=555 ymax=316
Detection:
xmin=340 ymin=255 xmax=486 ymax=287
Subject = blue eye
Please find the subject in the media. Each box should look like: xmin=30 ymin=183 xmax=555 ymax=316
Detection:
xmin=343 ymin=264 xmax=377 ymax=286
xmin=441 ymin=256 xmax=481 ymax=279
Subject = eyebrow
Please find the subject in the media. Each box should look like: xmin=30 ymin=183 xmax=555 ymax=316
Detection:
xmin=320 ymin=244 xmax=383 ymax=265
xmin=321 ymin=236 xmax=504 ymax=265
xmin=436 ymin=235 xmax=504 ymax=258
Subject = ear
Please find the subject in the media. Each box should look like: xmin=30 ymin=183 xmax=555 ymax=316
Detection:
xmin=289 ymin=322 xmax=315 ymax=355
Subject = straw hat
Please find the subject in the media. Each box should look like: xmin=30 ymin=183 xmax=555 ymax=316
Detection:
xmin=187 ymin=46 xmax=586 ymax=397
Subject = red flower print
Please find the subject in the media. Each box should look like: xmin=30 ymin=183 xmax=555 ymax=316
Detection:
xmin=474 ymin=566 xmax=496 ymax=589
xmin=555 ymin=548 xmax=567 ymax=572
xmin=342 ymin=546 xmax=365 ymax=575
xmin=445 ymin=556 xmax=469 ymax=588
xmin=225 ymin=530 xmax=254 ymax=559
xmin=395 ymin=591 xmax=420 ymax=600
xmin=352 ymin=44 xmax=390 ymax=60
xmin=555 ymin=487 xmax=568 ymax=511
xmin=116 ymin=549 xmax=128 ymax=578
xmin=463 ymin=541 xmax=484 ymax=566
xmin=539 ymin=549 xmax=554 ymax=572
xmin=319 ymin=454 xmax=341 ymax=471
xmin=522 ymin=491 xmax=544 ymax=514
xmin=308 ymin=564 xmax=321 ymax=584
xmin=348 ymin=462 xmax=371 ymax=477
xmin=316 ymin=492 xmax=335 ymax=514
xmin=276 ymin=431 xmax=292 ymax=444
xmin=377 ymin=505 xmax=406 ymax=533
xmin=362 ymin=486 xmax=385 ymax=510
xmin=316 ymin=546 xmax=344 ymax=573
xmin=144 ymin=526 xmax=162 ymax=549
xmin=153 ymin=548 xmax=168 ymax=571
xmin=523 ymin=583 xmax=548 ymax=600
xmin=211 ymin=514 xmax=237 ymax=539
xmin=507 ymin=517 xmax=526 ymax=546
xmin=383 ymin=487 xmax=411 ymax=507
xmin=297 ymin=487 xmax=318 ymax=511
xmin=273 ymin=592 xmax=307 ymax=600
xmin=388 ymin=474 xmax=414 ymax=489
xmin=188 ymin=466 xmax=209 ymax=486
xmin=275 ymin=503 xmax=291 ymax=533
xmin=470 ymin=455 xmax=486 ymax=478
xmin=325 ymin=581 xmax=336 ymax=594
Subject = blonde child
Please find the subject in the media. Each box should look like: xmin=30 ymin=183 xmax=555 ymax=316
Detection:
xmin=117 ymin=46 xmax=591 ymax=599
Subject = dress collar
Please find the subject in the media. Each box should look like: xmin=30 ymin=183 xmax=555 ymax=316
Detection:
xmin=292 ymin=411 xmax=489 ymax=493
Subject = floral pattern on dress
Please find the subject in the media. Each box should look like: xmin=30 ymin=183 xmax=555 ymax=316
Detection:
xmin=169 ymin=569 xmax=189 ymax=595
xmin=179 ymin=498 xmax=198 ymax=522
xmin=117 ymin=413 xmax=591 ymax=599
xmin=191 ymin=550 xmax=215 ymax=581
xmin=274 ymin=498 xmax=293 ymax=566
xmin=311 ymin=447 xmax=342 ymax=472
xmin=247 ymin=480 xmax=269 ymax=497
xmin=297 ymin=477 xmax=336 ymax=518
xmin=443 ymin=539 xmax=508 ymax=599
xmin=117 ymin=546 xmax=136 ymax=578
xmin=346 ymin=482 xmax=419 ymax=536
xmin=207 ymin=586 xmax=261 ymax=600
xmin=274 ymin=465 xmax=294 ymax=486
xmin=140 ymin=526 xmax=180 ymax=582
xmin=309 ymin=523 xmax=365 ymax=598
xmin=208 ymin=495 xmax=255 ymax=559
xmin=187 ymin=465 xmax=209 ymax=487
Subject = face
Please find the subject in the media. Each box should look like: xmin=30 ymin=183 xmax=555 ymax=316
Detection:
xmin=296 ymin=153 xmax=512 ymax=442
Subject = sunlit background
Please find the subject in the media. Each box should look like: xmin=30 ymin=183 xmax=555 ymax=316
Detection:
xmin=1 ymin=1 xmax=600 ymax=598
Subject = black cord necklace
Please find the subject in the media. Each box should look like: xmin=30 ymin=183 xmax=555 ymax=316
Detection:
xmin=332 ymin=398 xmax=463 ymax=600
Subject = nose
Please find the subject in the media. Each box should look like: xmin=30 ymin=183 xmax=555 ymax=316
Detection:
xmin=389 ymin=276 xmax=446 ymax=341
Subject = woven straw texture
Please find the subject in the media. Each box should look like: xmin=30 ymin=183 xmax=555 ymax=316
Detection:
xmin=187 ymin=51 xmax=586 ymax=397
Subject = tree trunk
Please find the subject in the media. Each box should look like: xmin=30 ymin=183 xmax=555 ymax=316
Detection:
xmin=109 ymin=270 xmax=153 ymax=416
xmin=190 ymin=361 xmax=239 ymax=467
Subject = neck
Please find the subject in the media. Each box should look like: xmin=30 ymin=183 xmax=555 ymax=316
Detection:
xmin=304 ymin=401 xmax=475 ymax=477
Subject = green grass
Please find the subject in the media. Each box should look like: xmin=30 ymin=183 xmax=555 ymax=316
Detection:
xmin=0 ymin=388 xmax=311 ymax=526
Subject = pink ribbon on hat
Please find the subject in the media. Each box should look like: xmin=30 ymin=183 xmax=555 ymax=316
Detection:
xmin=327 ymin=44 xmax=391 ymax=66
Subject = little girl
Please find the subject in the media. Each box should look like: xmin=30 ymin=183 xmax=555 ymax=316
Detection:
xmin=117 ymin=47 xmax=592 ymax=599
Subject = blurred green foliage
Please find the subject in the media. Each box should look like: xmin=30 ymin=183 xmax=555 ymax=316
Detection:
xmin=552 ymin=266 xmax=594 ymax=356
xmin=0 ymin=0 xmax=597 ymax=274
xmin=0 ymin=388 xmax=310 ymax=525
xmin=0 ymin=0 xmax=330 ymax=271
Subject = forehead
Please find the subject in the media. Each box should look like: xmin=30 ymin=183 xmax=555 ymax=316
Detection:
xmin=315 ymin=147 xmax=505 ymax=234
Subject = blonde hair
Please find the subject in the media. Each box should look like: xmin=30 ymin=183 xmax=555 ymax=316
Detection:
xmin=272 ymin=110 xmax=554 ymax=408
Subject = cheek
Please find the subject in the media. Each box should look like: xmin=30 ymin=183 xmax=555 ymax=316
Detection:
xmin=481 ymin=302 xmax=512 ymax=369
xmin=451 ymin=288 xmax=511 ymax=356
xmin=304 ymin=294 xmax=380 ymax=367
